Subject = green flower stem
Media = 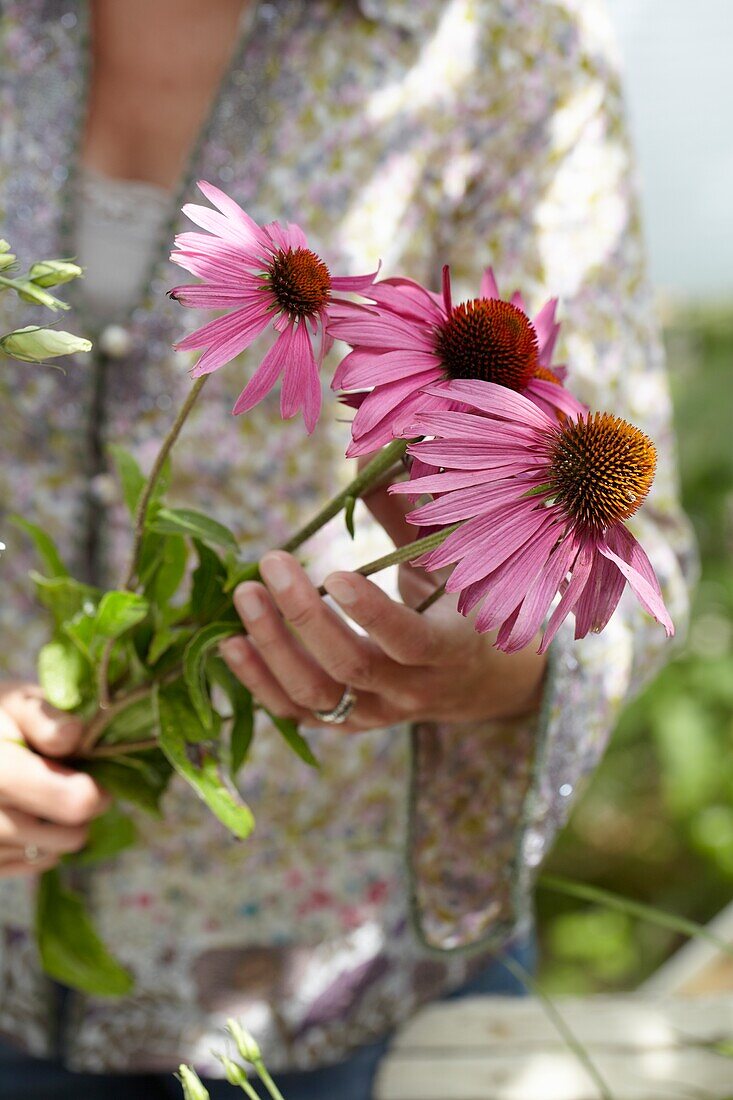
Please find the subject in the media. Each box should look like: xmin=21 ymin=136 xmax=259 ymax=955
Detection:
xmin=252 ymin=1062 xmax=285 ymax=1100
xmin=97 ymin=376 xmax=209 ymax=709
xmin=279 ymin=438 xmax=408 ymax=554
xmin=540 ymin=875 xmax=733 ymax=961
xmin=499 ymin=952 xmax=615 ymax=1100
xmin=316 ymin=522 xmax=460 ymax=593
xmin=415 ymin=579 xmax=447 ymax=614
xmin=122 ymin=375 xmax=209 ymax=589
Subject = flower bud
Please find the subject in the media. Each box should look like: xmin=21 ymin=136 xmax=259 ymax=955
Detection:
xmin=217 ymin=1054 xmax=250 ymax=1087
xmin=29 ymin=259 xmax=84 ymax=288
xmin=0 ymin=247 xmax=16 ymax=271
xmin=16 ymin=281 xmax=69 ymax=311
xmin=226 ymin=1019 xmax=261 ymax=1063
xmin=176 ymin=1065 xmax=210 ymax=1100
xmin=1 ymin=325 xmax=92 ymax=363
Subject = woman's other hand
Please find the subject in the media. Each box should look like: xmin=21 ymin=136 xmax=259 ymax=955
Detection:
xmin=0 ymin=684 xmax=111 ymax=877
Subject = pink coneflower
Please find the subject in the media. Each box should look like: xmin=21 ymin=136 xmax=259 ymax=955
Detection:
xmin=170 ymin=181 xmax=376 ymax=432
xmin=328 ymin=266 xmax=585 ymax=456
xmin=390 ymin=379 xmax=674 ymax=653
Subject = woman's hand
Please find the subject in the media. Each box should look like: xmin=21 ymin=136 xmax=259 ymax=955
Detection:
xmin=220 ymin=547 xmax=548 ymax=733
xmin=0 ymin=684 xmax=111 ymax=877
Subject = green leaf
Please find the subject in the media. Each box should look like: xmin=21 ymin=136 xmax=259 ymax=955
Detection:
xmin=32 ymin=573 xmax=99 ymax=625
xmin=35 ymin=869 xmax=134 ymax=997
xmin=266 ymin=712 xmax=319 ymax=769
xmin=96 ymin=695 xmax=156 ymax=746
xmin=150 ymin=536 xmax=188 ymax=605
xmin=108 ymin=445 xmax=146 ymax=517
xmin=70 ymin=805 xmax=138 ymax=866
xmin=344 ymin=495 xmax=357 ymax=540
xmin=184 ymin=622 xmax=240 ymax=729
xmin=209 ymin=659 xmax=255 ymax=776
xmin=38 ymin=638 xmax=87 ymax=711
xmin=83 ymin=752 xmax=173 ymax=817
xmin=191 ymin=540 xmax=228 ymax=621
xmin=155 ymin=682 xmax=254 ymax=839
xmin=224 ymin=560 xmax=261 ymax=593
xmin=150 ymin=508 xmax=238 ymax=552
xmin=95 ymin=591 xmax=150 ymax=639
xmin=10 ymin=516 xmax=68 ymax=577
xmin=147 ymin=623 xmax=190 ymax=666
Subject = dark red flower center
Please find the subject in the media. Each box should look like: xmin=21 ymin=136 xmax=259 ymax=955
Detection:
xmin=435 ymin=298 xmax=539 ymax=391
xmin=547 ymin=413 xmax=657 ymax=531
xmin=269 ymin=248 xmax=331 ymax=317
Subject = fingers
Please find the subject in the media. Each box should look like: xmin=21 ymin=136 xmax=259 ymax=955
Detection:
xmin=256 ymin=552 xmax=403 ymax=694
xmin=219 ymin=636 xmax=312 ymax=723
xmin=0 ymin=738 xmax=111 ymax=826
xmin=230 ymin=580 xmax=347 ymax=713
xmin=0 ymin=806 xmax=89 ymax=854
xmin=0 ymin=850 xmax=60 ymax=877
xmin=0 ymin=684 xmax=84 ymax=757
xmin=323 ymin=571 xmax=445 ymax=667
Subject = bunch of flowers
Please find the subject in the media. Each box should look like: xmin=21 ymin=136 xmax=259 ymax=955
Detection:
xmin=15 ymin=183 xmax=673 ymax=995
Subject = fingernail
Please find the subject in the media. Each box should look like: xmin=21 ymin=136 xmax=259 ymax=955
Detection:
xmin=324 ymin=576 xmax=357 ymax=606
xmin=260 ymin=554 xmax=292 ymax=593
xmin=234 ymin=586 xmax=265 ymax=622
xmin=219 ymin=638 xmax=243 ymax=664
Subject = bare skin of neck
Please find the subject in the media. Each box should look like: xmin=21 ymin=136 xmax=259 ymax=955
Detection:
xmin=82 ymin=0 xmax=248 ymax=190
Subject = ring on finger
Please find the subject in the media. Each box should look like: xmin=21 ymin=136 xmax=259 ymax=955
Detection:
xmin=24 ymin=843 xmax=43 ymax=864
xmin=313 ymin=685 xmax=357 ymax=725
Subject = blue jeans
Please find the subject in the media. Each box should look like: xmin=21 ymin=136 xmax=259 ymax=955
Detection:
xmin=0 ymin=941 xmax=533 ymax=1099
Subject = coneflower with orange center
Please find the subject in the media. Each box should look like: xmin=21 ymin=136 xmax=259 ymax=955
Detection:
xmin=169 ymin=181 xmax=376 ymax=432
xmin=390 ymin=380 xmax=673 ymax=653
xmin=328 ymin=265 xmax=586 ymax=456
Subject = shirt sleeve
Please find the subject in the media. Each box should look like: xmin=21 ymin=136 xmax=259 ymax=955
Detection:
xmin=407 ymin=0 xmax=697 ymax=951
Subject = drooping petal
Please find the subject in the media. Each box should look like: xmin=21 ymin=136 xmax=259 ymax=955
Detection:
xmin=232 ymin=323 xmax=295 ymax=416
xmin=331 ymin=265 xmax=381 ymax=292
xmin=572 ymin=542 xmax=626 ymax=638
xmin=186 ymin=309 xmax=272 ymax=377
xmin=350 ymin=371 xmax=443 ymax=438
xmin=597 ymin=538 xmax=674 ymax=636
xmin=406 ymin=479 xmax=538 ymax=525
xmin=473 ymin=518 xmax=562 ymax=633
xmin=174 ymin=303 xmax=270 ymax=353
xmin=447 ymin=506 xmax=557 ymax=592
xmin=280 ymin=319 xmax=322 ymax=432
xmin=335 ymin=348 xmax=442 ymax=390
xmin=539 ymin=541 xmax=596 ymax=652
xmin=499 ymin=535 xmax=578 ymax=652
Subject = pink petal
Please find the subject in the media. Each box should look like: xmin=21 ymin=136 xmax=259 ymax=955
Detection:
xmin=442 ymin=265 xmax=453 ymax=314
xmin=473 ymin=518 xmax=562 ymax=633
xmin=423 ymin=380 xmax=554 ymax=432
xmin=403 ymin=409 xmax=542 ymax=446
xmin=532 ymin=297 xmax=558 ymax=350
xmin=499 ymin=535 xmax=578 ymax=652
xmin=334 ymin=348 xmax=442 ymax=390
xmin=407 ymin=439 xmax=546 ymax=472
xmin=350 ymin=372 xmax=441 ymax=438
xmin=597 ymin=537 xmax=674 ymax=636
xmin=169 ymin=283 xmax=265 ymax=309
xmin=406 ymin=479 xmax=532 ymax=525
xmin=538 ymin=541 xmax=596 ymax=653
xmin=327 ymin=312 xmax=437 ymax=353
xmin=195 ymin=181 xmax=269 ymax=249
xmin=525 ymin=378 xmax=588 ymax=419
xmin=510 ymin=290 xmax=527 ymax=312
xmin=446 ymin=506 xmax=556 ymax=591
xmin=331 ymin=266 xmax=381 ymax=292
xmin=185 ymin=309 xmax=272 ymax=377
xmin=572 ymin=544 xmax=626 ymax=638
xmin=175 ymin=303 xmax=270 ymax=352
xmin=479 ymin=268 xmax=500 ymax=300
xmin=232 ymin=325 xmax=294 ymax=415
xmin=390 ymin=468 xmax=526 ymax=496
xmin=182 ymin=201 xmax=264 ymax=253
xmin=280 ymin=319 xmax=322 ymax=432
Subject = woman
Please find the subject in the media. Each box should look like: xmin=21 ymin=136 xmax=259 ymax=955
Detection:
xmin=0 ymin=0 xmax=693 ymax=1096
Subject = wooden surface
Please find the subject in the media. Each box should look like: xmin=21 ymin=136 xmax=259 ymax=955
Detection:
xmin=375 ymin=994 xmax=733 ymax=1099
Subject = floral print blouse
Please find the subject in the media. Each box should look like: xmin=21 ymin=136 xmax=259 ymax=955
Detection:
xmin=0 ymin=0 xmax=695 ymax=1076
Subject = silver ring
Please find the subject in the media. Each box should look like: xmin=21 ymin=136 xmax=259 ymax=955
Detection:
xmin=313 ymin=686 xmax=357 ymax=725
xmin=24 ymin=844 xmax=42 ymax=864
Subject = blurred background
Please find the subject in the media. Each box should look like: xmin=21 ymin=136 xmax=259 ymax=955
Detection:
xmin=538 ymin=0 xmax=733 ymax=992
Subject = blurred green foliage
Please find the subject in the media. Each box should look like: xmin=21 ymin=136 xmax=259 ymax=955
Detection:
xmin=538 ymin=308 xmax=733 ymax=993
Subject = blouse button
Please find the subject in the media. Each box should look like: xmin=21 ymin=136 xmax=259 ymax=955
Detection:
xmin=98 ymin=324 xmax=132 ymax=359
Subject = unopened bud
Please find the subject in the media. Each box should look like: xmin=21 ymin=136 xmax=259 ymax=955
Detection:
xmin=176 ymin=1065 xmax=210 ymax=1100
xmin=29 ymin=259 xmax=84 ymax=288
xmin=1 ymin=325 xmax=92 ymax=363
xmin=226 ymin=1019 xmax=261 ymax=1064
xmin=217 ymin=1054 xmax=250 ymax=1087
xmin=16 ymin=280 xmax=69 ymax=311
xmin=0 ymin=248 xmax=16 ymax=271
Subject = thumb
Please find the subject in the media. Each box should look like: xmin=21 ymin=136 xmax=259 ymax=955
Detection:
xmin=357 ymin=451 xmax=414 ymax=548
